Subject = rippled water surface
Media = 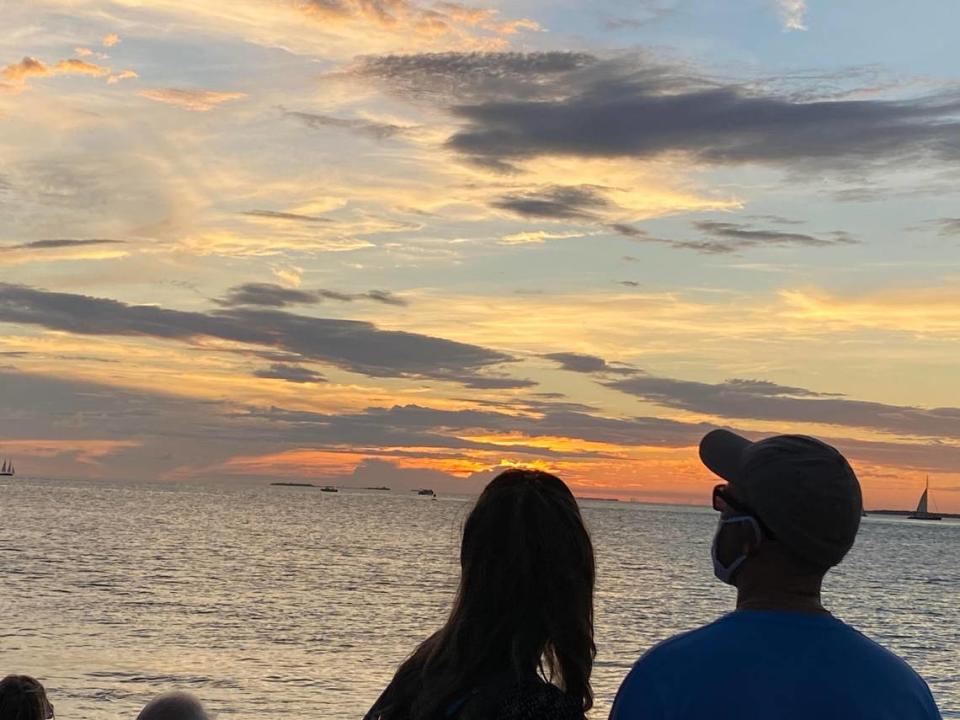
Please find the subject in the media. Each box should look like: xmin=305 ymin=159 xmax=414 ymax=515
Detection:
xmin=1 ymin=479 xmax=957 ymax=718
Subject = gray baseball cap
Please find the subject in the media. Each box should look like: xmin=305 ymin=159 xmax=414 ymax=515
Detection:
xmin=699 ymin=429 xmax=863 ymax=568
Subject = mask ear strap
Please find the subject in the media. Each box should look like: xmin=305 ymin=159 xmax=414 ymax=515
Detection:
xmin=722 ymin=515 xmax=763 ymax=546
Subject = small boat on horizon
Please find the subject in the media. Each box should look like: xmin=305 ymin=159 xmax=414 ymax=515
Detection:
xmin=0 ymin=459 xmax=14 ymax=477
xmin=320 ymin=486 xmax=339 ymax=493
xmin=416 ymin=488 xmax=435 ymax=496
xmin=907 ymin=477 xmax=941 ymax=521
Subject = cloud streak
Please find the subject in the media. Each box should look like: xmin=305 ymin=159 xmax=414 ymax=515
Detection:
xmin=253 ymin=363 xmax=327 ymax=383
xmin=492 ymin=185 xmax=610 ymax=220
xmin=216 ymin=282 xmax=407 ymax=307
xmin=139 ymin=88 xmax=247 ymax=111
xmin=608 ymin=374 xmax=960 ymax=439
xmin=285 ymin=110 xmax=411 ymax=140
xmin=0 ymin=283 xmax=522 ymax=387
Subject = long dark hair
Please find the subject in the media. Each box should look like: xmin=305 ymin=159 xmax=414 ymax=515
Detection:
xmin=369 ymin=469 xmax=596 ymax=719
xmin=0 ymin=675 xmax=53 ymax=720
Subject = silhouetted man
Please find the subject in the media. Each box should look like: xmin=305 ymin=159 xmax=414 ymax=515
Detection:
xmin=611 ymin=430 xmax=941 ymax=720
xmin=136 ymin=691 xmax=210 ymax=720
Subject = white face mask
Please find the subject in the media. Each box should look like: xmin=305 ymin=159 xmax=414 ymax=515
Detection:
xmin=711 ymin=515 xmax=762 ymax=585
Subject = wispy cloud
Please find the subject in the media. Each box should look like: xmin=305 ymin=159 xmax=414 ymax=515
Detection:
xmin=253 ymin=363 xmax=327 ymax=383
xmin=216 ymin=282 xmax=408 ymax=308
xmin=777 ymin=0 xmax=808 ymax=31
xmin=928 ymin=218 xmax=960 ymax=237
xmin=242 ymin=210 xmax=333 ymax=224
xmin=138 ymin=88 xmax=247 ymax=111
xmin=0 ymin=239 xmax=128 ymax=266
xmin=107 ymin=69 xmax=138 ymax=84
xmin=493 ymin=185 xmax=609 ymax=220
xmin=284 ymin=110 xmax=412 ymax=140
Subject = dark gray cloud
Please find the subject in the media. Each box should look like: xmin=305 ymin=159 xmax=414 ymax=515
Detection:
xmin=609 ymin=221 xmax=855 ymax=254
xmin=254 ymin=363 xmax=327 ymax=384
xmin=610 ymin=223 xmax=736 ymax=254
xmin=350 ymin=51 xmax=597 ymax=102
xmin=458 ymin=376 xmax=537 ymax=389
xmin=544 ymin=351 xmax=639 ymax=376
xmin=242 ymin=210 xmax=332 ymax=223
xmin=608 ymin=374 xmax=960 ymax=439
xmin=0 ymin=283 xmax=521 ymax=387
xmin=544 ymin=352 xmax=608 ymax=373
xmin=217 ymin=283 xmax=320 ymax=307
xmin=745 ymin=214 xmax=806 ymax=226
xmin=358 ymin=52 xmax=960 ymax=172
xmin=217 ymin=282 xmax=408 ymax=308
xmin=1 ymin=238 xmax=125 ymax=251
xmin=285 ymin=110 xmax=409 ymax=140
xmin=362 ymin=289 xmax=406 ymax=307
xmin=694 ymin=221 xmax=857 ymax=250
xmin=493 ymin=185 xmax=609 ymax=220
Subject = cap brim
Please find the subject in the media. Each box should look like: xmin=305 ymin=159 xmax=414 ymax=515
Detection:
xmin=699 ymin=429 xmax=753 ymax=484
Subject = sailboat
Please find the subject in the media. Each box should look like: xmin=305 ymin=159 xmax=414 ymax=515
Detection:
xmin=907 ymin=477 xmax=941 ymax=521
xmin=0 ymin=459 xmax=14 ymax=477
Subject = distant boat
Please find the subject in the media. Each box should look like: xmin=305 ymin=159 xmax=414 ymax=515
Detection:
xmin=416 ymin=489 xmax=435 ymax=496
xmin=908 ymin=477 xmax=942 ymax=521
xmin=0 ymin=459 xmax=14 ymax=477
xmin=320 ymin=485 xmax=339 ymax=493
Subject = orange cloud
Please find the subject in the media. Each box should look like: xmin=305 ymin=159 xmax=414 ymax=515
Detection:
xmin=102 ymin=32 xmax=121 ymax=47
xmin=108 ymin=69 xmax=139 ymax=84
xmin=296 ymin=0 xmax=540 ymax=39
xmin=0 ymin=439 xmax=140 ymax=465
xmin=138 ymin=87 xmax=247 ymax=111
xmin=54 ymin=58 xmax=111 ymax=77
xmin=2 ymin=57 xmax=50 ymax=83
xmin=1 ymin=56 xmax=113 ymax=90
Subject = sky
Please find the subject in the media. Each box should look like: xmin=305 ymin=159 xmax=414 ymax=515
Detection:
xmin=2 ymin=0 xmax=960 ymax=512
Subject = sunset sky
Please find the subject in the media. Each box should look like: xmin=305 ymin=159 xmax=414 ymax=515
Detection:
xmin=3 ymin=0 xmax=960 ymax=511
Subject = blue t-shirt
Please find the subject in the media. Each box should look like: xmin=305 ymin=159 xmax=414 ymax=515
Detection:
xmin=610 ymin=610 xmax=941 ymax=720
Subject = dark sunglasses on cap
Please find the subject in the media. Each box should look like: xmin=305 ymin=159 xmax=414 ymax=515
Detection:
xmin=712 ymin=483 xmax=777 ymax=539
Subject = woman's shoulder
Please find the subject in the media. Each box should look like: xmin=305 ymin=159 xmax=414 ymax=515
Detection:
xmin=462 ymin=678 xmax=585 ymax=720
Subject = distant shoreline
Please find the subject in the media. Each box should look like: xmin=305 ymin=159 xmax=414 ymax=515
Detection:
xmin=868 ymin=509 xmax=960 ymax=520
xmin=268 ymin=482 xmax=391 ymax=491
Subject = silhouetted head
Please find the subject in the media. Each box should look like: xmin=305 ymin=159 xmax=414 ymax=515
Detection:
xmin=371 ymin=468 xmax=595 ymax=719
xmin=136 ymin=692 xmax=209 ymax=720
xmin=701 ymin=430 xmax=862 ymax=590
xmin=0 ymin=675 xmax=54 ymax=720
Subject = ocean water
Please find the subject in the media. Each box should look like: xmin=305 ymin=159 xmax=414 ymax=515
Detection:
xmin=1 ymin=478 xmax=957 ymax=719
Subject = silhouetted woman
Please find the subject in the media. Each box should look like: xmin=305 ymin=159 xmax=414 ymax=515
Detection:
xmin=365 ymin=469 xmax=595 ymax=720
xmin=0 ymin=675 xmax=54 ymax=720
